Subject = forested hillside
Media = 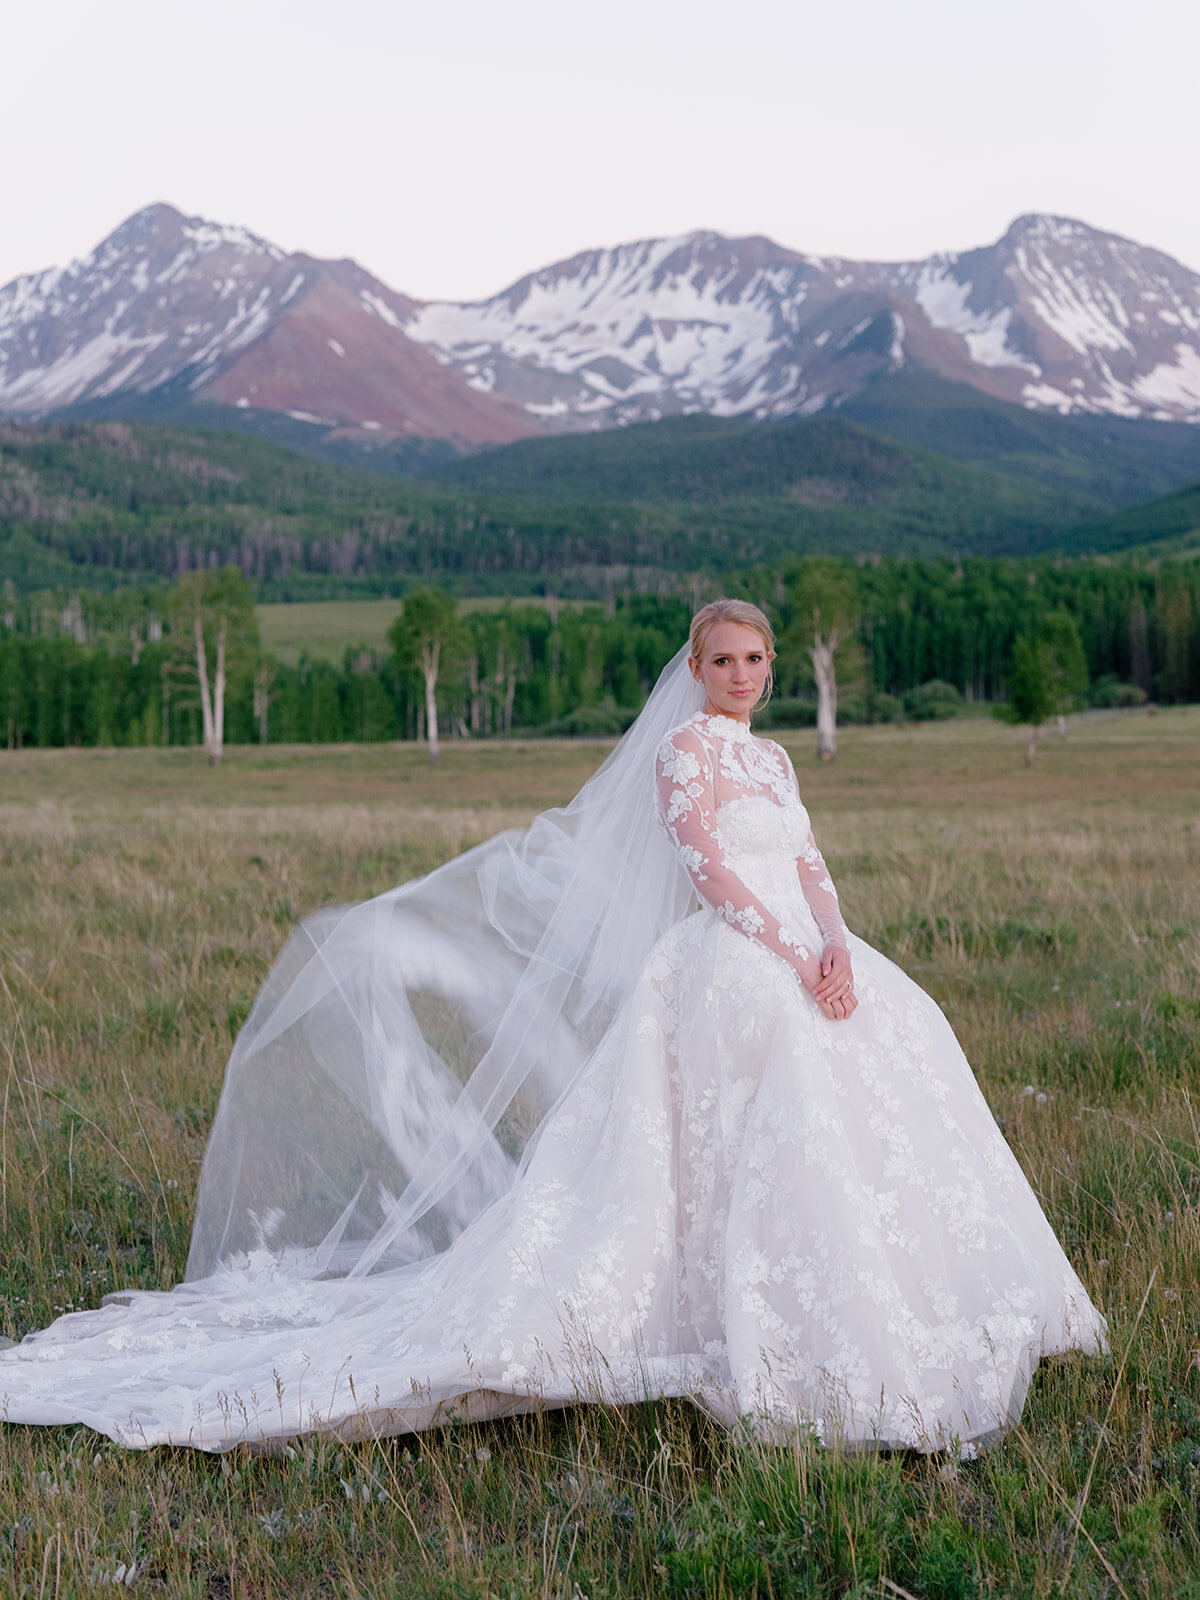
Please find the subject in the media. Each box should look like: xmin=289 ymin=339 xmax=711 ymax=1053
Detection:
xmin=838 ymin=369 xmax=1200 ymax=505
xmin=432 ymin=410 xmax=1095 ymax=512
xmin=0 ymin=415 xmax=1124 ymax=600
xmin=1055 ymin=483 xmax=1200 ymax=557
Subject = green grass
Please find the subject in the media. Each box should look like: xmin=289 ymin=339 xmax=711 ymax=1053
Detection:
xmin=1 ymin=709 xmax=1199 ymax=1596
xmin=257 ymin=598 xmax=405 ymax=664
xmin=257 ymin=597 xmax=591 ymax=665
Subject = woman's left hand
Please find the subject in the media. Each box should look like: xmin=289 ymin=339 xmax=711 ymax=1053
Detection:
xmin=813 ymin=944 xmax=857 ymax=1020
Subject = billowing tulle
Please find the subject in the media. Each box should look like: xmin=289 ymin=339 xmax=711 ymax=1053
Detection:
xmin=186 ymin=647 xmax=705 ymax=1281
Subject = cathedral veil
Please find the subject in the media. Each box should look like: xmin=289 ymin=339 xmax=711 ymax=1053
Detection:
xmin=184 ymin=646 xmax=706 ymax=1287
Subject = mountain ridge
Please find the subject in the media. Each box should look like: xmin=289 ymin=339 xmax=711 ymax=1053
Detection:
xmin=402 ymin=213 xmax=1200 ymax=428
xmin=0 ymin=203 xmax=535 ymax=448
xmin=3 ymin=205 xmax=1200 ymax=458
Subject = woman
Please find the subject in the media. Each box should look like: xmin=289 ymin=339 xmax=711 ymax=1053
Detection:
xmin=0 ymin=600 xmax=1104 ymax=1453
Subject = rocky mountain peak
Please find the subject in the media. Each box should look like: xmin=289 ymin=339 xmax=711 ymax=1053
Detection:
xmin=2 ymin=207 xmax=1198 ymax=446
xmin=0 ymin=205 xmax=535 ymax=445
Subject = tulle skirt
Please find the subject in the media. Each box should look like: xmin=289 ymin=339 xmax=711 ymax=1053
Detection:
xmin=0 ymin=884 xmax=1106 ymax=1453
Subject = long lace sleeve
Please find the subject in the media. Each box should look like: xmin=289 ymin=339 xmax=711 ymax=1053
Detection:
xmin=796 ymin=827 xmax=850 ymax=951
xmin=656 ymin=727 xmax=822 ymax=990
xmin=771 ymin=739 xmax=849 ymax=952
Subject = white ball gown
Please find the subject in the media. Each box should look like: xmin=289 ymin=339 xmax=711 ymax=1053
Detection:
xmin=0 ymin=653 xmax=1105 ymax=1454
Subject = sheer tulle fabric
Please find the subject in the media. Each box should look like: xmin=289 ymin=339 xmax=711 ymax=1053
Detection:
xmin=0 ymin=656 xmax=1106 ymax=1453
xmin=186 ymin=646 xmax=707 ymax=1282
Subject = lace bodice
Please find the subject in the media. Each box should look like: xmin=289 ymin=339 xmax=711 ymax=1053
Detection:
xmin=656 ymin=713 xmax=849 ymax=992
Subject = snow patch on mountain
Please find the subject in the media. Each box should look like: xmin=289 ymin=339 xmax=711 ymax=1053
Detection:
xmin=0 ymin=330 xmax=166 ymax=409
xmin=914 ymin=267 xmax=1037 ymax=372
xmin=406 ymin=231 xmax=822 ymax=422
xmin=1133 ymin=344 xmax=1200 ymax=411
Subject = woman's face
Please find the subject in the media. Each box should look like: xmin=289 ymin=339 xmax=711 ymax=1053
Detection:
xmin=690 ymin=621 xmax=771 ymax=722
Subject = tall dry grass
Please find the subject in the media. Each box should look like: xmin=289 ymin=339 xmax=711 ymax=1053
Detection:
xmin=0 ymin=710 xmax=1197 ymax=1597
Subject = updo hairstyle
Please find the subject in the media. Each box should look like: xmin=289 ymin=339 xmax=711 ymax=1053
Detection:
xmin=688 ymin=597 xmax=776 ymax=708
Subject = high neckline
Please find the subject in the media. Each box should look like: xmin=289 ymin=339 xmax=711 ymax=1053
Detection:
xmin=694 ymin=711 xmax=755 ymax=742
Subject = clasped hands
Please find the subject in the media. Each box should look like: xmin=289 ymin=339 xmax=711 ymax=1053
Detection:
xmin=811 ymin=944 xmax=857 ymax=1021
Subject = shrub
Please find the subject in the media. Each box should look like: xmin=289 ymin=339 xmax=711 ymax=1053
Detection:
xmin=838 ymin=695 xmax=872 ymax=725
xmin=757 ymin=697 xmax=817 ymax=728
xmin=1090 ymin=675 xmax=1147 ymax=708
xmin=539 ymin=701 xmax=638 ymax=737
xmin=905 ymin=679 xmax=963 ymax=720
xmin=871 ymin=692 xmax=904 ymax=723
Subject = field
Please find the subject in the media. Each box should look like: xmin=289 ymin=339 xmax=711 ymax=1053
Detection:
xmin=257 ymin=598 xmax=405 ymax=664
xmin=256 ymin=597 xmax=590 ymax=664
xmin=1 ymin=710 xmax=1198 ymax=1597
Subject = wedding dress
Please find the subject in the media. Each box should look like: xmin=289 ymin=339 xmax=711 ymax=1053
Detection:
xmin=0 ymin=651 xmax=1105 ymax=1454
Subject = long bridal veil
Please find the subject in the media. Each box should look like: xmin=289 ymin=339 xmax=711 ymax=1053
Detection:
xmin=184 ymin=647 xmax=705 ymax=1288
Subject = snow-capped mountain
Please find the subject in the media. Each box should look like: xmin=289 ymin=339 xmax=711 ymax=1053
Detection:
xmin=2 ymin=205 xmax=1199 ymax=444
xmin=404 ymin=216 xmax=1200 ymax=425
xmin=0 ymin=204 xmax=535 ymax=445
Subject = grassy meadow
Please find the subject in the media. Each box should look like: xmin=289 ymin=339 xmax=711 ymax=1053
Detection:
xmin=256 ymin=597 xmax=589 ymax=665
xmin=0 ymin=708 xmax=1198 ymax=1597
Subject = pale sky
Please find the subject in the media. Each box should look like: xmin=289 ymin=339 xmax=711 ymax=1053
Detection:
xmin=3 ymin=0 xmax=1197 ymax=302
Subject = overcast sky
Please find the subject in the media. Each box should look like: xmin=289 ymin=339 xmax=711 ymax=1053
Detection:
xmin=3 ymin=0 xmax=1197 ymax=301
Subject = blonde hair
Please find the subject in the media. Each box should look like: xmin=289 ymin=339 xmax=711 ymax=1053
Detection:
xmin=688 ymin=598 xmax=776 ymax=707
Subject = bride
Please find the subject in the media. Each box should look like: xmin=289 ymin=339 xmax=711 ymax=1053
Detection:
xmin=0 ymin=599 xmax=1104 ymax=1453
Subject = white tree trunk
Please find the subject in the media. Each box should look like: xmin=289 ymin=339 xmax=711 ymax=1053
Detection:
xmin=194 ymin=617 xmax=217 ymax=762
xmin=811 ymin=629 xmax=839 ymax=762
xmin=1025 ymin=727 xmax=1042 ymax=766
xmin=253 ymin=663 xmax=272 ymax=744
xmin=211 ymin=618 xmax=226 ymax=766
xmin=504 ymin=665 xmax=517 ymax=733
xmin=421 ymin=638 xmax=441 ymax=764
xmin=467 ymin=653 xmax=481 ymax=734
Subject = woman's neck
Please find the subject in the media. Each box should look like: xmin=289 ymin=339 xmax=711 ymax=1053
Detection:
xmin=702 ymin=700 xmax=753 ymax=725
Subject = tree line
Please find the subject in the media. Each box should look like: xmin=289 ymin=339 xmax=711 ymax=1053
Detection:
xmin=1 ymin=554 xmax=1196 ymax=756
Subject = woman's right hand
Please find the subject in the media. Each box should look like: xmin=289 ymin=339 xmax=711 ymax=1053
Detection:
xmin=810 ymin=945 xmax=858 ymax=1021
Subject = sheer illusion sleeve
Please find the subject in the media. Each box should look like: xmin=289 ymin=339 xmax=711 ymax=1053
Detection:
xmin=656 ymin=726 xmax=822 ymax=990
xmin=770 ymin=738 xmax=850 ymax=952
xmin=797 ymin=827 xmax=850 ymax=952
